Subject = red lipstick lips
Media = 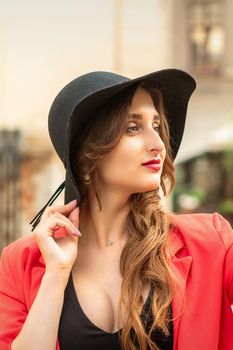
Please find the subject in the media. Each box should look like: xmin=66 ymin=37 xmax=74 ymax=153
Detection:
xmin=142 ymin=158 xmax=161 ymax=171
xmin=142 ymin=159 xmax=161 ymax=165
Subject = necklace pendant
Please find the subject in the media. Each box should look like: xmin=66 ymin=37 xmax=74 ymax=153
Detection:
xmin=106 ymin=240 xmax=113 ymax=246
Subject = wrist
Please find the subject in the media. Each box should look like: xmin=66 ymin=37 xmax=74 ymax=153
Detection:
xmin=43 ymin=268 xmax=71 ymax=288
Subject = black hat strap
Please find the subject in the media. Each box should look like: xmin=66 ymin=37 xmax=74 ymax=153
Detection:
xmin=29 ymin=181 xmax=65 ymax=231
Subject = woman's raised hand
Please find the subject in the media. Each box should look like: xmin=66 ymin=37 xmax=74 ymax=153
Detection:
xmin=34 ymin=199 xmax=81 ymax=277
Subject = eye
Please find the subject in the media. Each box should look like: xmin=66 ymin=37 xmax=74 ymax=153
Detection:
xmin=126 ymin=123 xmax=161 ymax=134
xmin=153 ymin=125 xmax=161 ymax=133
xmin=126 ymin=125 xmax=141 ymax=133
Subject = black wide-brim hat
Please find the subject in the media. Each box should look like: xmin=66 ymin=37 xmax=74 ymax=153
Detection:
xmin=30 ymin=69 xmax=196 ymax=230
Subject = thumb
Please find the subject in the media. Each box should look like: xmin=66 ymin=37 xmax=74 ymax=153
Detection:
xmin=68 ymin=207 xmax=80 ymax=228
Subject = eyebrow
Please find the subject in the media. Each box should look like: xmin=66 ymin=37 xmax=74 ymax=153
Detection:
xmin=127 ymin=113 xmax=160 ymax=121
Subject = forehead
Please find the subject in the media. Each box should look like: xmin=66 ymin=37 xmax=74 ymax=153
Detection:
xmin=127 ymin=113 xmax=160 ymax=121
xmin=127 ymin=87 xmax=160 ymax=119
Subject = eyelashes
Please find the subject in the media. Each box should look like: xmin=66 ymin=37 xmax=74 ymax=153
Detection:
xmin=126 ymin=125 xmax=161 ymax=133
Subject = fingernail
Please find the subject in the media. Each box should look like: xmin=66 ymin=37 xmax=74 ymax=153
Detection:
xmin=76 ymin=229 xmax=82 ymax=237
xmin=73 ymin=229 xmax=82 ymax=237
xmin=69 ymin=199 xmax=77 ymax=205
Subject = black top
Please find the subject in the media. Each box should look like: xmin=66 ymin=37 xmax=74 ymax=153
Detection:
xmin=58 ymin=274 xmax=173 ymax=350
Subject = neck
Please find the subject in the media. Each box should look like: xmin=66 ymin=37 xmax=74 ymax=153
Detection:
xmin=78 ymin=188 xmax=131 ymax=249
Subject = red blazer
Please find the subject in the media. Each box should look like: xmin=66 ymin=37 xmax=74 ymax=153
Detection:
xmin=0 ymin=212 xmax=233 ymax=350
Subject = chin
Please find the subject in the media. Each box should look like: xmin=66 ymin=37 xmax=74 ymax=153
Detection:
xmin=146 ymin=185 xmax=160 ymax=192
xmin=134 ymin=183 xmax=160 ymax=193
xmin=144 ymin=177 xmax=161 ymax=190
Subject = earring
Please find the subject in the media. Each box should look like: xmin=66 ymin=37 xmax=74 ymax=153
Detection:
xmin=84 ymin=173 xmax=91 ymax=185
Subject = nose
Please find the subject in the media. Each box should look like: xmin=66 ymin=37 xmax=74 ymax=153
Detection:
xmin=146 ymin=128 xmax=165 ymax=154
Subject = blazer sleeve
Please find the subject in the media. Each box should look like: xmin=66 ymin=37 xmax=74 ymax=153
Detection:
xmin=213 ymin=212 xmax=233 ymax=305
xmin=0 ymin=246 xmax=28 ymax=350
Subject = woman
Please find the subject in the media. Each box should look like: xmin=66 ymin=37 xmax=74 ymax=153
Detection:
xmin=0 ymin=69 xmax=232 ymax=350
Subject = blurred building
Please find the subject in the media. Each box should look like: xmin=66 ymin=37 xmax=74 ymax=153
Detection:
xmin=0 ymin=0 xmax=233 ymax=248
xmin=173 ymin=149 xmax=233 ymax=223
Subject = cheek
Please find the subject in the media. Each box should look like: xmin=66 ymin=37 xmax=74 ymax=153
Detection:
xmin=97 ymin=140 xmax=141 ymax=179
xmin=111 ymin=139 xmax=143 ymax=172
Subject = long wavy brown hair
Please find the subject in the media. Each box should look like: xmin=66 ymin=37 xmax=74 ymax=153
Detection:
xmin=72 ymin=80 xmax=176 ymax=350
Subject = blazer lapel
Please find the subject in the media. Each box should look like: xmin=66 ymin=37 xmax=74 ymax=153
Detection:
xmin=167 ymin=226 xmax=193 ymax=350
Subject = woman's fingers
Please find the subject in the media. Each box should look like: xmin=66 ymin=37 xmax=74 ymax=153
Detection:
xmin=41 ymin=199 xmax=78 ymax=221
xmin=68 ymin=207 xmax=80 ymax=228
xmin=35 ymin=216 xmax=79 ymax=239
xmin=51 ymin=212 xmax=79 ymax=232
xmin=33 ymin=200 xmax=81 ymax=273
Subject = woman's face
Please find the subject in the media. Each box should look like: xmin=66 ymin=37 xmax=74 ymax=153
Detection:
xmin=96 ymin=87 xmax=166 ymax=196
